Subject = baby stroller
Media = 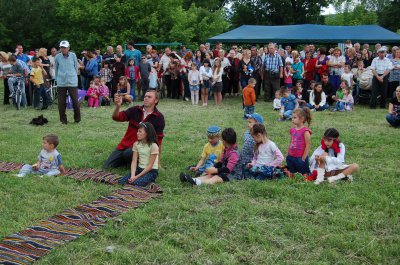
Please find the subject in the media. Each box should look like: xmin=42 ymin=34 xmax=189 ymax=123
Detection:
xmin=356 ymin=66 xmax=379 ymax=104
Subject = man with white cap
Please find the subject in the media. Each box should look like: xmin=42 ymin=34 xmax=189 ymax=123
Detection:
xmin=54 ymin=40 xmax=81 ymax=124
xmin=370 ymin=46 xmax=393 ymax=109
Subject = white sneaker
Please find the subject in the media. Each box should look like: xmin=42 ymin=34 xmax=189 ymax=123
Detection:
xmin=347 ymin=175 xmax=353 ymax=182
xmin=15 ymin=173 xmax=25 ymax=178
xmin=314 ymin=179 xmax=324 ymax=185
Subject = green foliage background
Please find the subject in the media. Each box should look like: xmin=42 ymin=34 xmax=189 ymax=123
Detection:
xmin=0 ymin=0 xmax=398 ymax=52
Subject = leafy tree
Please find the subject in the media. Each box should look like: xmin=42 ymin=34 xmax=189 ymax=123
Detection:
xmin=0 ymin=0 xmax=62 ymax=51
xmin=229 ymin=0 xmax=330 ymax=28
xmin=56 ymin=0 xmax=229 ymax=51
xmin=182 ymin=0 xmax=227 ymax=11
xmin=324 ymin=4 xmax=378 ymax=25
xmin=377 ymin=0 xmax=400 ymax=32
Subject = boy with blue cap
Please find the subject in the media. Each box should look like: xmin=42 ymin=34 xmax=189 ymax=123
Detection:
xmin=181 ymin=125 xmax=224 ymax=179
xmin=241 ymin=113 xmax=263 ymax=179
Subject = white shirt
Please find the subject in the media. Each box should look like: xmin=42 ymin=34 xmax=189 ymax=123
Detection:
xmin=370 ymin=57 xmax=393 ymax=74
xmin=309 ymin=91 xmax=327 ymax=106
xmin=310 ymin=143 xmax=347 ymax=172
xmin=219 ymin=57 xmax=231 ymax=75
xmin=160 ymin=54 xmax=171 ymax=73
xmin=200 ymin=66 xmax=212 ymax=81
xmin=329 ymin=55 xmax=345 ymax=76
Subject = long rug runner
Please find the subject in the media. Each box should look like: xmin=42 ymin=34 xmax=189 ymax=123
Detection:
xmin=0 ymin=162 xmax=162 ymax=264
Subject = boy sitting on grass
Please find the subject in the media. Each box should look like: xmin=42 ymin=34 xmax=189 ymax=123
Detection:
xmin=183 ymin=126 xmax=224 ymax=177
xmin=241 ymin=113 xmax=264 ymax=179
xmin=181 ymin=128 xmax=242 ymax=185
xmin=16 ymin=134 xmax=66 ymax=177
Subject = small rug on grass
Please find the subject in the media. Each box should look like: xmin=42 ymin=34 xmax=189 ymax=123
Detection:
xmin=0 ymin=162 xmax=24 ymax=172
xmin=0 ymin=185 xmax=160 ymax=265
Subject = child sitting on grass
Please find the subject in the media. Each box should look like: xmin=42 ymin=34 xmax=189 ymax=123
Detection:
xmin=246 ymin=124 xmax=283 ymax=180
xmin=16 ymin=134 xmax=65 ymax=177
xmin=242 ymin=78 xmax=257 ymax=117
xmin=181 ymin=128 xmax=241 ymax=185
xmin=183 ymin=126 xmax=224 ymax=177
xmin=293 ymin=80 xmax=307 ymax=108
xmin=241 ymin=113 xmax=264 ymax=179
xmin=334 ymin=87 xmax=354 ymax=112
xmin=279 ymin=86 xmax=298 ymax=121
xmin=118 ymin=122 xmax=159 ymax=186
xmin=273 ymin=90 xmax=281 ymax=111
xmin=310 ymin=128 xmax=359 ymax=185
xmin=98 ymin=77 xmax=110 ymax=106
xmin=386 ymin=86 xmax=400 ymax=127
xmin=86 ymin=80 xmax=100 ymax=108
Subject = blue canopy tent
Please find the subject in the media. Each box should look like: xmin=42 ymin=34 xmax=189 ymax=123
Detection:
xmin=208 ymin=24 xmax=400 ymax=44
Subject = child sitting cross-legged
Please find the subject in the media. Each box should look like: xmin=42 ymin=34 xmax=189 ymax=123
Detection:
xmin=310 ymin=128 xmax=359 ymax=185
xmin=182 ymin=126 xmax=224 ymax=177
xmin=241 ymin=113 xmax=264 ymax=179
xmin=246 ymin=124 xmax=284 ymax=180
xmin=118 ymin=122 xmax=159 ymax=186
xmin=279 ymin=86 xmax=298 ymax=121
xmin=16 ymin=134 xmax=66 ymax=177
xmin=181 ymin=128 xmax=242 ymax=185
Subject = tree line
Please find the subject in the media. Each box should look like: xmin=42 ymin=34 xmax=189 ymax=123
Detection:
xmin=0 ymin=0 xmax=398 ymax=52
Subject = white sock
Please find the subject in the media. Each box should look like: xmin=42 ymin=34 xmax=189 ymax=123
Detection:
xmin=194 ymin=178 xmax=202 ymax=186
xmin=328 ymin=173 xmax=346 ymax=183
xmin=314 ymin=168 xmax=325 ymax=185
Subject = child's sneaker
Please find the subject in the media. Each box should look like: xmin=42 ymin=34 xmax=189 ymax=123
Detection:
xmin=179 ymin=172 xmax=188 ymax=182
xmin=14 ymin=173 xmax=25 ymax=178
xmin=186 ymin=175 xmax=196 ymax=185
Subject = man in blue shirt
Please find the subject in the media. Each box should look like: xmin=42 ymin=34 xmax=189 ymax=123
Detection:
xmin=263 ymin=43 xmax=283 ymax=101
xmin=55 ymin=40 xmax=81 ymax=124
xmin=124 ymin=41 xmax=142 ymax=67
xmin=14 ymin=44 xmax=31 ymax=64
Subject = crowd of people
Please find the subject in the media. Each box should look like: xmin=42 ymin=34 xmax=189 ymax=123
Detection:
xmin=1 ymin=40 xmax=399 ymax=126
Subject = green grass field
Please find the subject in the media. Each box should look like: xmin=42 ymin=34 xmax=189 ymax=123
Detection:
xmin=0 ymin=86 xmax=399 ymax=264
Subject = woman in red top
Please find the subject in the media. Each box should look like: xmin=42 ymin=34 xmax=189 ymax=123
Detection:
xmin=302 ymin=51 xmax=316 ymax=90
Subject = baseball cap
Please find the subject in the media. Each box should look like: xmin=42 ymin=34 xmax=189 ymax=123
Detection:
xmin=207 ymin=125 xmax=221 ymax=137
xmin=59 ymin=40 xmax=70 ymax=48
xmin=246 ymin=113 xmax=264 ymax=124
xmin=378 ymin=47 xmax=386 ymax=53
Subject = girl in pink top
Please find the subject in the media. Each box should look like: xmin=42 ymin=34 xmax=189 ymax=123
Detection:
xmin=286 ymin=108 xmax=312 ymax=174
xmin=86 ymin=80 xmax=100 ymax=108
xmin=284 ymin=61 xmax=293 ymax=89
xmin=246 ymin=124 xmax=284 ymax=180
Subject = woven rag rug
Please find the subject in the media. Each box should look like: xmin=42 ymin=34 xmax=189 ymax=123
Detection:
xmin=0 ymin=162 xmax=162 ymax=264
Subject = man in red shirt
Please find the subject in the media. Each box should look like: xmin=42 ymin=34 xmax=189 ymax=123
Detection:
xmin=103 ymin=90 xmax=165 ymax=168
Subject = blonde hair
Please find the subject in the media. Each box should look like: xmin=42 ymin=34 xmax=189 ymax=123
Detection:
xmin=0 ymin=51 xmax=9 ymax=61
xmin=293 ymin=107 xmax=312 ymax=127
xmin=38 ymin=48 xmax=47 ymax=58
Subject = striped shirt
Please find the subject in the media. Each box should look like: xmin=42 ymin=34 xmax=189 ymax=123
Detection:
xmin=263 ymin=53 xmax=283 ymax=73
xmin=370 ymin=57 xmax=393 ymax=75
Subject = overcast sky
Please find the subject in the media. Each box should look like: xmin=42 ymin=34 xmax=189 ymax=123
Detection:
xmin=321 ymin=4 xmax=337 ymax=15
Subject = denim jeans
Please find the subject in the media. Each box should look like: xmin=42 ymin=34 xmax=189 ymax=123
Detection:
xmin=103 ymin=148 xmax=133 ymax=169
xmin=33 ymin=84 xmax=49 ymax=109
xmin=119 ymin=167 xmax=158 ymax=187
xmin=286 ymin=155 xmax=310 ymax=174
xmin=283 ymin=109 xmax=293 ymax=119
xmin=19 ymin=164 xmax=60 ymax=176
xmin=249 ymin=165 xmax=275 ymax=180
xmin=244 ymin=105 xmax=255 ymax=117
xmin=334 ymin=101 xmax=345 ymax=111
xmin=329 ymin=75 xmax=341 ymax=94
xmin=386 ymin=114 xmax=400 ymax=127
xmin=129 ymin=79 xmax=136 ymax=101
xmin=306 ymin=103 xmax=329 ymax=111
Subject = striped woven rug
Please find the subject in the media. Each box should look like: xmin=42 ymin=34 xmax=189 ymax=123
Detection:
xmin=0 ymin=162 xmax=162 ymax=264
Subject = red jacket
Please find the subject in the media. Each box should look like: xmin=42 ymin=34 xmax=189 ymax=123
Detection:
xmin=302 ymin=58 xmax=316 ymax=81
xmin=125 ymin=65 xmax=140 ymax=81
